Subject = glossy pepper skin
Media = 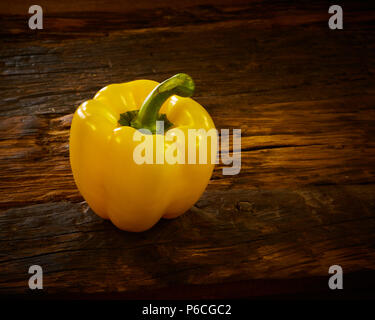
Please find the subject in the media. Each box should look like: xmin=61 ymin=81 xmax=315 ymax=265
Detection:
xmin=69 ymin=74 xmax=217 ymax=232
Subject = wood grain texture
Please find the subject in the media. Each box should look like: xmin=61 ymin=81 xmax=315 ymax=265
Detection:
xmin=1 ymin=186 xmax=375 ymax=296
xmin=1 ymin=0 xmax=375 ymax=298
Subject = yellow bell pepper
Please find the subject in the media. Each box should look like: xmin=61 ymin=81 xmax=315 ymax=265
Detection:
xmin=69 ymin=74 xmax=217 ymax=232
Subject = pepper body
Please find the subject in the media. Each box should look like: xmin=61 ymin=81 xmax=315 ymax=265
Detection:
xmin=69 ymin=78 xmax=216 ymax=232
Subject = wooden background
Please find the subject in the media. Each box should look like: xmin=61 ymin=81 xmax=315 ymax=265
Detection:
xmin=1 ymin=0 xmax=375 ymax=298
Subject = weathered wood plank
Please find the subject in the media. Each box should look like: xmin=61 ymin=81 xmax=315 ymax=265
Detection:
xmin=0 ymin=185 xmax=374 ymax=295
xmin=1 ymin=3 xmax=374 ymax=116
xmin=1 ymin=94 xmax=375 ymax=209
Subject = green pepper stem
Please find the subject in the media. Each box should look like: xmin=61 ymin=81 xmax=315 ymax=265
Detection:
xmin=131 ymin=73 xmax=195 ymax=133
